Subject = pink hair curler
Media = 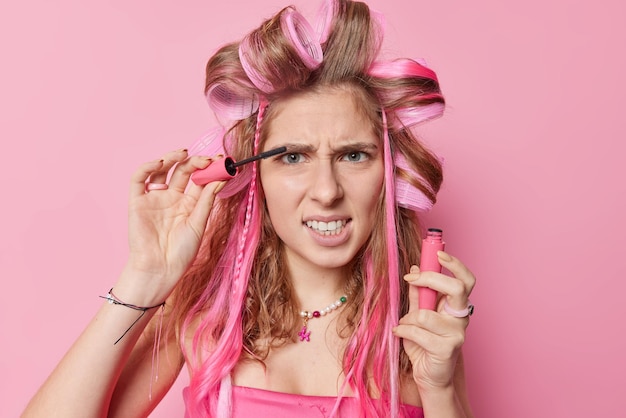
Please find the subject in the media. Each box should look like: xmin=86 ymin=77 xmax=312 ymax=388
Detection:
xmin=369 ymin=58 xmax=438 ymax=81
xmin=187 ymin=127 xmax=226 ymax=157
xmin=314 ymin=0 xmax=336 ymax=44
xmin=206 ymin=83 xmax=260 ymax=122
xmin=281 ymin=8 xmax=323 ymax=69
xmin=191 ymin=146 xmax=286 ymax=186
xmin=394 ymin=153 xmax=434 ymax=212
xmin=238 ymin=34 xmax=275 ymax=94
xmin=239 ymin=8 xmax=323 ymax=94
xmin=393 ymin=103 xmax=445 ymax=129
xmin=369 ymin=59 xmax=444 ymax=129
xmin=418 ymin=228 xmax=445 ymax=310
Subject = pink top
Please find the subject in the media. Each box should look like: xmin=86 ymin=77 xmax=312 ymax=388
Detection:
xmin=183 ymin=385 xmax=424 ymax=417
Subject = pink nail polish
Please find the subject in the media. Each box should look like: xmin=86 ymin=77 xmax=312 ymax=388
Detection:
xmin=418 ymin=228 xmax=445 ymax=310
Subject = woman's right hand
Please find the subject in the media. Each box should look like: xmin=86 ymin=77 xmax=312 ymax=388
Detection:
xmin=117 ymin=149 xmax=224 ymax=304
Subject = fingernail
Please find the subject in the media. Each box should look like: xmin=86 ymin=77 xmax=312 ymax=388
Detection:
xmin=438 ymin=251 xmax=452 ymax=262
xmin=178 ymin=148 xmax=188 ymax=153
xmin=213 ymin=181 xmax=227 ymax=195
xmin=410 ymin=265 xmax=419 ymax=274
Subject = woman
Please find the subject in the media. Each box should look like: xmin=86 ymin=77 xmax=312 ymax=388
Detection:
xmin=23 ymin=1 xmax=475 ymax=417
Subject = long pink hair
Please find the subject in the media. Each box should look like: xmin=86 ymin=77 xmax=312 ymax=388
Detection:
xmin=176 ymin=1 xmax=445 ymax=416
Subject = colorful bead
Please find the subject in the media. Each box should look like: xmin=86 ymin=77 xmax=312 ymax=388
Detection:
xmin=297 ymin=295 xmax=348 ymax=342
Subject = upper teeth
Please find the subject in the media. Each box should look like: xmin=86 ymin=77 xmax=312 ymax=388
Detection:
xmin=306 ymin=220 xmax=347 ymax=234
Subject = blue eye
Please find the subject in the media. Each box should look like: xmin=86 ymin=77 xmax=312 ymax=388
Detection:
xmin=343 ymin=151 xmax=368 ymax=162
xmin=281 ymin=153 xmax=303 ymax=164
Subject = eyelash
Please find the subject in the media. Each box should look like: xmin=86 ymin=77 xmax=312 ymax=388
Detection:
xmin=280 ymin=153 xmax=304 ymax=164
xmin=277 ymin=151 xmax=370 ymax=165
xmin=342 ymin=151 xmax=369 ymax=162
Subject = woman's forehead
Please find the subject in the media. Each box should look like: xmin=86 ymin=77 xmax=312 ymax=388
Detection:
xmin=263 ymin=88 xmax=378 ymax=142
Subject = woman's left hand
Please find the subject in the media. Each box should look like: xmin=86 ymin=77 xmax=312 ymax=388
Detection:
xmin=393 ymin=251 xmax=476 ymax=392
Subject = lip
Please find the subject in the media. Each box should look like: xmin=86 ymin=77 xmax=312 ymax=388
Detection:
xmin=304 ymin=219 xmax=352 ymax=247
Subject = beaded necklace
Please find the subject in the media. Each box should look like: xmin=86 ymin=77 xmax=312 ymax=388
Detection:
xmin=298 ymin=295 xmax=348 ymax=342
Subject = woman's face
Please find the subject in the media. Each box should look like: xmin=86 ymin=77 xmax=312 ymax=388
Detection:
xmin=259 ymin=87 xmax=384 ymax=273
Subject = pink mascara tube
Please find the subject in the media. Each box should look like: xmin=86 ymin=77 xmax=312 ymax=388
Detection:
xmin=191 ymin=146 xmax=286 ymax=185
xmin=418 ymin=228 xmax=445 ymax=310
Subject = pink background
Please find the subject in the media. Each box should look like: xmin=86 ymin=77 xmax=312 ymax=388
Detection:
xmin=1 ymin=0 xmax=624 ymax=416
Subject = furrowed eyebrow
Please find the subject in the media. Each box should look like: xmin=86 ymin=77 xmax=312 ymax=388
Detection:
xmin=264 ymin=142 xmax=378 ymax=154
xmin=268 ymin=143 xmax=317 ymax=153
xmin=331 ymin=142 xmax=379 ymax=153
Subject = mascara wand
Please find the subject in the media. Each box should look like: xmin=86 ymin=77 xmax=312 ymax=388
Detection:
xmin=191 ymin=146 xmax=287 ymax=185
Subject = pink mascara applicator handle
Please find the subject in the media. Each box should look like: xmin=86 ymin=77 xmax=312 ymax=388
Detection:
xmin=190 ymin=146 xmax=287 ymax=186
xmin=418 ymin=228 xmax=445 ymax=310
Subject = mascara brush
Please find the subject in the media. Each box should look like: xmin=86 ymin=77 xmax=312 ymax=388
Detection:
xmin=191 ymin=146 xmax=287 ymax=185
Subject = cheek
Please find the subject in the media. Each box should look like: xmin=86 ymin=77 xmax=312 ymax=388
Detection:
xmin=354 ymin=166 xmax=384 ymax=209
xmin=260 ymin=172 xmax=305 ymax=217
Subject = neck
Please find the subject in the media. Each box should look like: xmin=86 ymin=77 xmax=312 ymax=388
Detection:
xmin=285 ymin=260 xmax=350 ymax=310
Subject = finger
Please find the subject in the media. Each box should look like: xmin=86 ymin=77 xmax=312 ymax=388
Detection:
xmin=130 ymin=159 xmax=164 ymax=197
xmin=186 ymin=180 xmax=226 ymax=236
xmin=393 ymin=320 xmax=465 ymax=356
xmin=404 ymin=270 xmax=467 ymax=312
xmin=405 ymin=265 xmax=421 ymax=313
xmin=168 ymin=155 xmax=213 ymax=193
xmin=400 ymin=309 xmax=468 ymax=335
xmin=437 ymin=251 xmax=476 ymax=295
xmin=148 ymin=149 xmax=189 ymax=184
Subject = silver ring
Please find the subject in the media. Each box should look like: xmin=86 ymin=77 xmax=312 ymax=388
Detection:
xmin=443 ymin=300 xmax=474 ymax=318
xmin=146 ymin=183 xmax=168 ymax=192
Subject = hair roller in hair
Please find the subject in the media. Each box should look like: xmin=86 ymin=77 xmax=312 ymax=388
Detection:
xmin=187 ymin=127 xmax=227 ymax=157
xmin=368 ymin=7 xmax=386 ymax=54
xmin=238 ymin=34 xmax=275 ymax=94
xmin=369 ymin=58 xmax=438 ymax=82
xmin=393 ymin=103 xmax=445 ymax=129
xmin=369 ymin=59 xmax=444 ymax=128
xmin=239 ymin=8 xmax=323 ymax=94
xmin=394 ymin=152 xmax=434 ymax=212
xmin=281 ymin=8 xmax=323 ymax=70
xmin=314 ymin=0 xmax=336 ymax=44
xmin=206 ymin=83 xmax=260 ymax=123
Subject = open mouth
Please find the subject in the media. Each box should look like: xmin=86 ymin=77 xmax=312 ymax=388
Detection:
xmin=305 ymin=219 xmax=349 ymax=236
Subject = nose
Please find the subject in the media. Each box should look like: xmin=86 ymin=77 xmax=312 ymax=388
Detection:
xmin=307 ymin=159 xmax=343 ymax=206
